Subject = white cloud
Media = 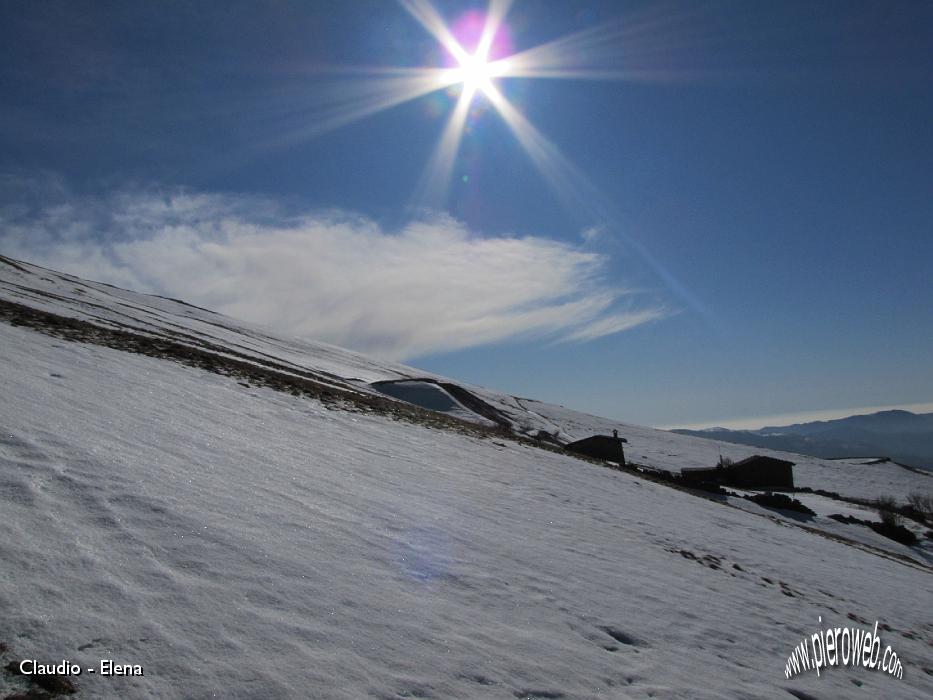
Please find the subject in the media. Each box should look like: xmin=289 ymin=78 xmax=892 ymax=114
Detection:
xmin=580 ymin=224 xmax=607 ymax=243
xmin=563 ymin=308 xmax=668 ymax=343
xmin=0 ymin=186 xmax=667 ymax=359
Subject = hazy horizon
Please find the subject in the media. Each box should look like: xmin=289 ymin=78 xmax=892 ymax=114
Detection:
xmin=663 ymin=400 xmax=933 ymax=432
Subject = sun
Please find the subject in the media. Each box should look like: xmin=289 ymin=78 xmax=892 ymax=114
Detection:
xmin=353 ymin=0 xmax=633 ymax=210
xmin=446 ymin=54 xmax=509 ymax=94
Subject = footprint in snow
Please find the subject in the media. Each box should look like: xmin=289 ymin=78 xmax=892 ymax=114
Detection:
xmin=600 ymin=626 xmax=647 ymax=649
xmin=513 ymin=690 xmax=565 ymax=699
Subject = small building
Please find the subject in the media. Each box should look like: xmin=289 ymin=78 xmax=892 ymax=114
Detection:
xmin=565 ymin=434 xmax=627 ymax=464
xmin=681 ymin=455 xmax=795 ymax=490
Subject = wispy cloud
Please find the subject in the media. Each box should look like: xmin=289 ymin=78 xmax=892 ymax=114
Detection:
xmin=563 ymin=308 xmax=669 ymax=343
xmin=0 ymin=181 xmax=666 ymax=359
xmin=580 ymin=224 xmax=608 ymax=244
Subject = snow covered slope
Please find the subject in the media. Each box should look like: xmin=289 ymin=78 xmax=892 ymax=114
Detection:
xmin=501 ymin=399 xmax=932 ymax=504
xmin=2 ymin=255 xmax=932 ymax=698
xmin=2 ymin=254 xmax=929 ymax=504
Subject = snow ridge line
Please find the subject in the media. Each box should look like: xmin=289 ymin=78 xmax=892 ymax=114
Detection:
xmin=0 ymin=277 xmax=352 ymax=389
xmin=0 ymin=298 xmax=505 ymax=438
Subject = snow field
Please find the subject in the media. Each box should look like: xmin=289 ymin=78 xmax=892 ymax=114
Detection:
xmin=2 ymin=323 xmax=931 ymax=699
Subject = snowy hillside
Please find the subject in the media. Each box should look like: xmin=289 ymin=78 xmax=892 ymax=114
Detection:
xmin=2 ymin=255 xmax=928 ymax=504
xmin=1 ymin=255 xmax=932 ymax=699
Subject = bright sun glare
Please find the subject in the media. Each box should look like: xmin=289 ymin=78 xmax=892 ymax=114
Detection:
xmin=446 ymin=55 xmax=508 ymax=93
xmin=296 ymin=0 xmax=691 ymax=211
xmin=345 ymin=0 xmax=633 ymax=210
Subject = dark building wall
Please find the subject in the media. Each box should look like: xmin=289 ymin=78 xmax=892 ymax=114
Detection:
xmin=565 ymin=436 xmax=626 ymax=464
xmin=681 ymin=456 xmax=794 ymax=489
xmin=728 ymin=457 xmax=794 ymax=489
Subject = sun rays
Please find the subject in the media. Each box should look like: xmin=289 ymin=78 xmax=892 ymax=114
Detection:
xmin=400 ymin=0 xmax=592 ymax=210
xmin=221 ymin=0 xmax=721 ymax=216
xmin=199 ymin=1 xmax=707 ymax=319
xmin=297 ymin=0 xmax=640 ymax=213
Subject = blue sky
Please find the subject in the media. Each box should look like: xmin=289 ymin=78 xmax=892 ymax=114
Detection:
xmin=1 ymin=0 xmax=931 ymax=428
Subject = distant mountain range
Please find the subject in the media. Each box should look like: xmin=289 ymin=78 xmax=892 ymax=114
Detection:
xmin=672 ymin=410 xmax=933 ymax=471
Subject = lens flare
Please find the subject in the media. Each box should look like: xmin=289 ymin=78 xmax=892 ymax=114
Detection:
xmin=231 ymin=0 xmax=728 ymax=219
xmin=200 ymin=1 xmax=708 ymax=318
